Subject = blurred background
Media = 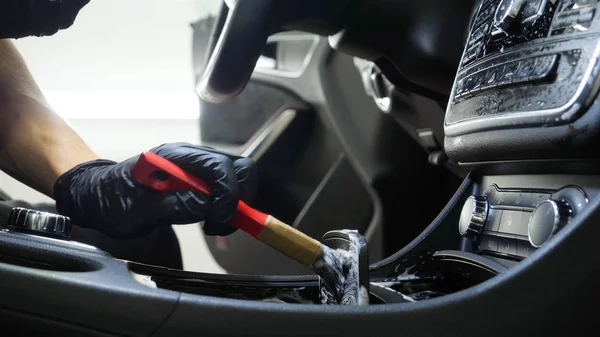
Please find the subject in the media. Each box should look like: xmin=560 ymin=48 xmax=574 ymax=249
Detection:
xmin=2 ymin=0 xmax=226 ymax=273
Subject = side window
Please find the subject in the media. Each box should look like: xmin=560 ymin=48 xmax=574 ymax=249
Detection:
xmin=14 ymin=0 xmax=221 ymax=120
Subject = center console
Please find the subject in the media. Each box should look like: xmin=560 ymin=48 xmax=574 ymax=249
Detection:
xmin=440 ymin=1 xmax=600 ymax=271
xmin=445 ymin=0 xmax=600 ymax=162
xmin=447 ymin=0 xmax=600 ymax=133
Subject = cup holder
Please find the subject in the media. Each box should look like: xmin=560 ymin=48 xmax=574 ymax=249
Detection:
xmin=370 ymin=250 xmax=507 ymax=302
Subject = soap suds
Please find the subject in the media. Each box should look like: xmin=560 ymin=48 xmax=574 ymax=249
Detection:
xmin=311 ymin=230 xmax=368 ymax=305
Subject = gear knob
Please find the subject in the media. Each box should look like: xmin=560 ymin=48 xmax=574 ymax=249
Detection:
xmin=320 ymin=230 xmax=369 ymax=305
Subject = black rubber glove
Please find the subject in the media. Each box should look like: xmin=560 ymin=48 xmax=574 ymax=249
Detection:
xmin=54 ymin=143 xmax=256 ymax=238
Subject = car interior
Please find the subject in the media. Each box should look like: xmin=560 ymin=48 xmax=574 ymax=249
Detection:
xmin=2 ymin=0 xmax=600 ymax=335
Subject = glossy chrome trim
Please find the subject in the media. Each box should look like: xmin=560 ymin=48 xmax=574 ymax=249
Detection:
xmin=241 ymin=109 xmax=297 ymax=161
xmin=521 ymin=0 xmax=549 ymax=24
xmin=253 ymin=34 xmax=320 ymax=78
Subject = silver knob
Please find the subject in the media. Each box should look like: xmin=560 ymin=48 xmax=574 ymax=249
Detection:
xmin=459 ymin=196 xmax=489 ymax=240
xmin=493 ymin=0 xmax=527 ymax=34
xmin=8 ymin=207 xmax=71 ymax=238
xmin=528 ymin=199 xmax=572 ymax=248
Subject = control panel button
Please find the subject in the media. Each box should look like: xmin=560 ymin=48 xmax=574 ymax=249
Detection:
xmin=487 ymin=209 xmax=503 ymax=232
xmin=484 ymin=185 xmax=500 ymax=204
xmin=516 ymin=58 xmax=537 ymax=81
xmin=499 ymin=210 xmax=522 ymax=233
xmin=498 ymin=237 xmax=518 ymax=255
xmin=455 ymin=78 xmax=466 ymax=96
xmin=482 ymin=67 xmax=499 ymax=90
xmin=471 ymin=72 xmax=486 ymax=91
xmin=531 ymin=193 xmax=551 ymax=207
xmin=517 ymin=239 xmax=536 ymax=258
xmin=475 ymin=5 xmax=495 ymax=28
xmin=480 ymin=235 xmax=499 ymax=252
xmin=553 ymin=10 xmax=581 ymax=28
xmin=530 ymin=54 xmax=558 ymax=80
xmin=517 ymin=212 xmax=532 ymax=237
xmin=469 ymin=23 xmax=490 ymax=48
xmin=499 ymin=61 xmax=520 ymax=85
xmin=522 ymin=0 xmax=548 ymax=23
xmin=462 ymin=75 xmax=475 ymax=93
xmin=494 ymin=191 xmax=531 ymax=207
xmin=464 ymin=43 xmax=483 ymax=65
xmin=494 ymin=0 xmax=527 ymax=33
xmin=577 ymin=7 xmax=596 ymax=23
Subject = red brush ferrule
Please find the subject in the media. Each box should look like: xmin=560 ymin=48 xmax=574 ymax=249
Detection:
xmin=232 ymin=201 xmax=268 ymax=237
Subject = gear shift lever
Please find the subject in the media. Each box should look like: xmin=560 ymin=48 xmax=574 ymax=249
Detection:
xmin=319 ymin=230 xmax=369 ymax=305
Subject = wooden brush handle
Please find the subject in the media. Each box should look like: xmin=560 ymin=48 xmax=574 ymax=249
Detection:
xmin=257 ymin=216 xmax=322 ymax=266
xmin=133 ymin=152 xmax=322 ymax=266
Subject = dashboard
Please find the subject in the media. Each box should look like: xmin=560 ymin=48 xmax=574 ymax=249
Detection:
xmin=447 ymin=0 xmax=600 ymax=135
xmin=445 ymin=0 xmax=600 ymax=163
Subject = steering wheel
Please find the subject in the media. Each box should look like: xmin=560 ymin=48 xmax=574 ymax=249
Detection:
xmin=196 ymin=0 xmax=349 ymax=103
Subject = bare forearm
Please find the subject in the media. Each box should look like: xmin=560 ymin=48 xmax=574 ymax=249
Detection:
xmin=0 ymin=40 xmax=99 ymax=197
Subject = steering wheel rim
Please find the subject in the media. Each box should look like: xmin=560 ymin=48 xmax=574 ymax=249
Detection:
xmin=196 ymin=0 xmax=276 ymax=103
xmin=196 ymin=0 xmax=349 ymax=104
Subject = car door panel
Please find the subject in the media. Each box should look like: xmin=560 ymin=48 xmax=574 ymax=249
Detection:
xmin=193 ymin=16 xmax=458 ymax=273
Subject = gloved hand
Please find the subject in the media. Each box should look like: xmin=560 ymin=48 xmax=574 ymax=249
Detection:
xmin=54 ymin=143 xmax=256 ymax=238
xmin=0 ymin=0 xmax=90 ymax=39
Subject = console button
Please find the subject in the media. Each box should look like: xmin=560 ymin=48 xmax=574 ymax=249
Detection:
xmin=513 ymin=192 xmax=532 ymax=208
xmin=577 ymin=7 xmax=596 ymax=23
xmin=530 ymin=55 xmax=558 ymax=81
xmin=484 ymin=185 xmax=500 ymax=204
xmin=482 ymin=67 xmax=499 ymax=89
xmin=516 ymin=212 xmax=532 ymax=237
xmin=461 ymin=76 xmax=475 ymax=93
xmin=470 ymin=72 xmax=486 ymax=92
xmin=464 ymin=43 xmax=482 ymax=65
xmin=498 ymin=237 xmax=518 ymax=256
xmin=487 ymin=209 xmax=502 ymax=232
xmin=480 ymin=235 xmax=499 ymax=253
xmin=469 ymin=23 xmax=490 ymax=48
xmin=463 ymin=51 xmax=477 ymax=64
xmin=499 ymin=210 xmax=522 ymax=234
xmin=531 ymin=193 xmax=551 ymax=207
xmin=455 ymin=78 xmax=466 ymax=95
xmin=515 ymin=58 xmax=537 ymax=82
xmin=475 ymin=6 xmax=494 ymax=28
xmin=494 ymin=0 xmax=527 ymax=33
xmin=517 ymin=239 xmax=535 ymax=258
xmin=499 ymin=61 xmax=520 ymax=85
xmin=494 ymin=191 xmax=531 ymax=207
xmin=522 ymin=0 xmax=548 ymax=24
xmin=554 ymin=10 xmax=581 ymax=28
